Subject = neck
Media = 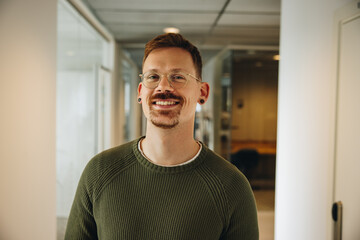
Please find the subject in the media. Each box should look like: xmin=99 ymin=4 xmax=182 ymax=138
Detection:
xmin=141 ymin=120 xmax=199 ymax=166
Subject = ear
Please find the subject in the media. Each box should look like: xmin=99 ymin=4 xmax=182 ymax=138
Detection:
xmin=199 ymin=82 xmax=210 ymax=103
xmin=137 ymin=82 xmax=143 ymax=99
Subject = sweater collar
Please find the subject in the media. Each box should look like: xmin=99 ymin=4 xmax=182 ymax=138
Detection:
xmin=132 ymin=136 xmax=208 ymax=174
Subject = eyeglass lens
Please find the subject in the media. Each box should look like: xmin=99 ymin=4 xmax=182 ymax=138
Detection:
xmin=142 ymin=72 xmax=189 ymax=89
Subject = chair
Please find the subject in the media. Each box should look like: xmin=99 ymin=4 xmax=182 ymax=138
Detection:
xmin=230 ymin=148 xmax=259 ymax=179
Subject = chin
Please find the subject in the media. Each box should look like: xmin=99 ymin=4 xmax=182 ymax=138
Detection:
xmin=150 ymin=117 xmax=179 ymax=129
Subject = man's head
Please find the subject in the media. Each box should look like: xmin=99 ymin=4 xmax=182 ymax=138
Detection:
xmin=143 ymin=33 xmax=202 ymax=79
xmin=138 ymin=34 xmax=209 ymax=130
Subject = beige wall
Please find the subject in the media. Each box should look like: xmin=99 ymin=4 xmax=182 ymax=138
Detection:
xmin=0 ymin=0 xmax=57 ymax=239
xmin=231 ymin=60 xmax=278 ymax=141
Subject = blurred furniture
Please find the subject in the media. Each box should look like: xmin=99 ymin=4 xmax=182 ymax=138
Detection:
xmin=231 ymin=149 xmax=260 ymax=180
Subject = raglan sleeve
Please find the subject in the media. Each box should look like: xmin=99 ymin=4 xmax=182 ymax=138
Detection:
xmin=64 ymin=159 xmax=99 ymax=240
xmin=222 ymin=172 xmax=259 ymax=240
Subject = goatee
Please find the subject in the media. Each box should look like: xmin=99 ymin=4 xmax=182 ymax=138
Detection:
xmin=149 ymin=92 xmax=183 ymax=129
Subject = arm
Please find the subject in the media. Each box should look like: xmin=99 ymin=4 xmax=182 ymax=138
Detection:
xmin=64 ymin=165 xmax=98 ymax=240
xmin=222 ymin=175 xmax=259 ymax=240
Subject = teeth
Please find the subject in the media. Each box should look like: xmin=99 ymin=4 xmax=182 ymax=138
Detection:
xmin=155 ymin=101 xmax=177 ymax=106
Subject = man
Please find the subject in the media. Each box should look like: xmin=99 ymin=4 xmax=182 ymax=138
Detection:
xmin=65 ymin=33 xmax=259 ymax=239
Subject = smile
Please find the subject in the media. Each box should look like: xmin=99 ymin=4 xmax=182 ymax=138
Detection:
xmin=152 ymin=100 xmax=180 ymax=106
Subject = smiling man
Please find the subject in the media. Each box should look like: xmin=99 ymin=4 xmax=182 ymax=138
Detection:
xmin=65 ymin=33 xmax=259 ymax=240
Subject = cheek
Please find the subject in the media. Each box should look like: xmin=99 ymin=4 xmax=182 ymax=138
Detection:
xmin=182 ymin=86 xmax=201 ymax=103
xmin=139 ymin=90 xmax=152 ymax=114
xmin=183 ymin=93 xmax=200 ymax=110
xmin=141 ymin=101 xmax=150 ymax=119
xmin=139 ymin=88 xmax=151 ymax=104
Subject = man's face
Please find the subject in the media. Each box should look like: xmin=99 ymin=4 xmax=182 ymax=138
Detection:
xmin=138 ymin=47 xmax=206 ymax=129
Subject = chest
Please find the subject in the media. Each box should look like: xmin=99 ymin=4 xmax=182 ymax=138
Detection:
xmin=93 ymin=171 xmax=226 ymax=239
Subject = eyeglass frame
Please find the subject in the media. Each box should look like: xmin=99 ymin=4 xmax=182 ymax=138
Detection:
xmin=139 ymin=71 xmax=202 ymax=89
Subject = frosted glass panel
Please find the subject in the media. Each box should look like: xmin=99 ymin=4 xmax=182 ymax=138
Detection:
xmin=56 ymin=71 xmax=96 ymax=217
xmin=56 ymin=1 xmax=110 ymax=239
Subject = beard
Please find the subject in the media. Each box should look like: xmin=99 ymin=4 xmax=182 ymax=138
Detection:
xmin=148 ymin=92 xmax=183 ymax=129
xmin=150 ymin=109 xmax=180 ymax=129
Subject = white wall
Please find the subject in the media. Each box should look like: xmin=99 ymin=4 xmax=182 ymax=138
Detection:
xmin=275 ymin=0 xmax=353 ymax=239
xmin=0 ymin=0 xmax=57 ymax=239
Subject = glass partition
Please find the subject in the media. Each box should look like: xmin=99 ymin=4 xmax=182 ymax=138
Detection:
xmin=219 ymin=53 xmax=233 ymax=159
xmin=122 ymin=59 xmax=132 ymax=142
xmin=56 ymin=1 xmax=111 ymax=239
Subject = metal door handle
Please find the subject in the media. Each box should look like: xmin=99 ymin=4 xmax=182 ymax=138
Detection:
xmin=332 ymin=201 xmax=343 ymax=240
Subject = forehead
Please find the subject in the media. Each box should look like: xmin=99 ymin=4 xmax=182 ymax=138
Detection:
xmin=142 ymin=47 xmax=195 ymax=73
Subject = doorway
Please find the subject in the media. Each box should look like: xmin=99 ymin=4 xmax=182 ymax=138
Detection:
xmin=229 ymin=50 xmax=279 ymax=240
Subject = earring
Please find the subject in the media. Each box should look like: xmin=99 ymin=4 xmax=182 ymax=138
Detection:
xmin=200 ymin=99 xmax=205 ymax=104
xmin=138 ymin=98 xmax=141 ymax=103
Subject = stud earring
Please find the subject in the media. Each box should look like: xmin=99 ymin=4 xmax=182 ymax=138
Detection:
xmin=200 ymin=99 xmax=205 ymax=104
xmin=138 ymin=98 xmax=141 ymax=103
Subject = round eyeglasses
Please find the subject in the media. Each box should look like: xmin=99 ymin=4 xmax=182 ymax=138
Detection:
xmin=139 ymin=71 xmax=201 ymax=89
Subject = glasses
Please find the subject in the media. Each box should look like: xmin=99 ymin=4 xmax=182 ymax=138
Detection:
xmin=139 ymin=71 xmax=201 ymax=89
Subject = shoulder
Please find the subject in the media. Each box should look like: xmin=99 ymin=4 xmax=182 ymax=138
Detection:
xmin=84 ymin=140 xmax=136 ymax=177
xmin=199 ymin=145 xmax=254 ymax=203
xmin=79 ymin=139 xmax=139 ymax=200
xmin=87 ymin=140 xmax=136 ymax=172
xmin=202 ymin=145 xmax=248 ymax=184
xmin=196 ymin=145 xmax=258 ymax=234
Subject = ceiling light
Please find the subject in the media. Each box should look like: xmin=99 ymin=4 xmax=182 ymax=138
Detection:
xmin=163 ymin=27 xmax=180 ymax=34
xmin=273 ymin=54 xmax=280 ymax=61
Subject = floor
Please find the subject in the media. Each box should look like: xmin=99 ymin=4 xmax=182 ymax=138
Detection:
xmin=230 ymin=140 xmax=276 ymax=239
xmin=254 ymin=190 xmax=275 ymax=240
xmin=57 ymin=190 xmax=275 ymax=240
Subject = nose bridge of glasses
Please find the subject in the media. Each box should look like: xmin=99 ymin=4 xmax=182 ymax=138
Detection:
xmin=157 ymin=73 xmax=174 ymax=88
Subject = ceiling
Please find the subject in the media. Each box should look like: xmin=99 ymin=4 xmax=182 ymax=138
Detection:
xmin=80 ymin=0 xmax=281 ymax=67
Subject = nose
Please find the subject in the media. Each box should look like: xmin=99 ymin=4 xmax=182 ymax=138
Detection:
xmin=155 ymin=75 xmax=174 ymax=92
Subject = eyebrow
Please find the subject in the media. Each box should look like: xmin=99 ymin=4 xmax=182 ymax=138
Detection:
xmin=146 ymin=68 xmax=186 ymax=73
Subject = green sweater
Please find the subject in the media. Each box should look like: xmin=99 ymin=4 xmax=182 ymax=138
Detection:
xmin=65 ymin=138 xmax=259 ymax=240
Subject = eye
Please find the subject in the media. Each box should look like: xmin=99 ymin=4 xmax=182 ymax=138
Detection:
xmin=170 ymin=74 xmax=187 ymax=83
xmin=145 ymin=73 xmax=160 ymax=82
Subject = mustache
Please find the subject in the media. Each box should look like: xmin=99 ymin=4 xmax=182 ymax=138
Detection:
xmin=150 ymin=92 xmax=183 ymax=102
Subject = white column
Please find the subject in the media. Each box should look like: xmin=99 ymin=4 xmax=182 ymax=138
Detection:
xmin=275 ymin=0 xmax=353 ymax=239
xmin=0 ymin=0 xmax=57 ymax=239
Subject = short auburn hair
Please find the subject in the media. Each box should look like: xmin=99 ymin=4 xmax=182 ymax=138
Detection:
xmin=143 ymin=33 xmax=202 ymax=79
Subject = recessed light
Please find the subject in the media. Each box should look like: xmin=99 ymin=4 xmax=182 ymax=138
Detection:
xmin=163 ymin=27 xmax=180 ymax=34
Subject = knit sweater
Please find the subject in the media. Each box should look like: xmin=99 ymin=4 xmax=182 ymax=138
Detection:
xmin=65 ymin=137 xmax=259 ymax=240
